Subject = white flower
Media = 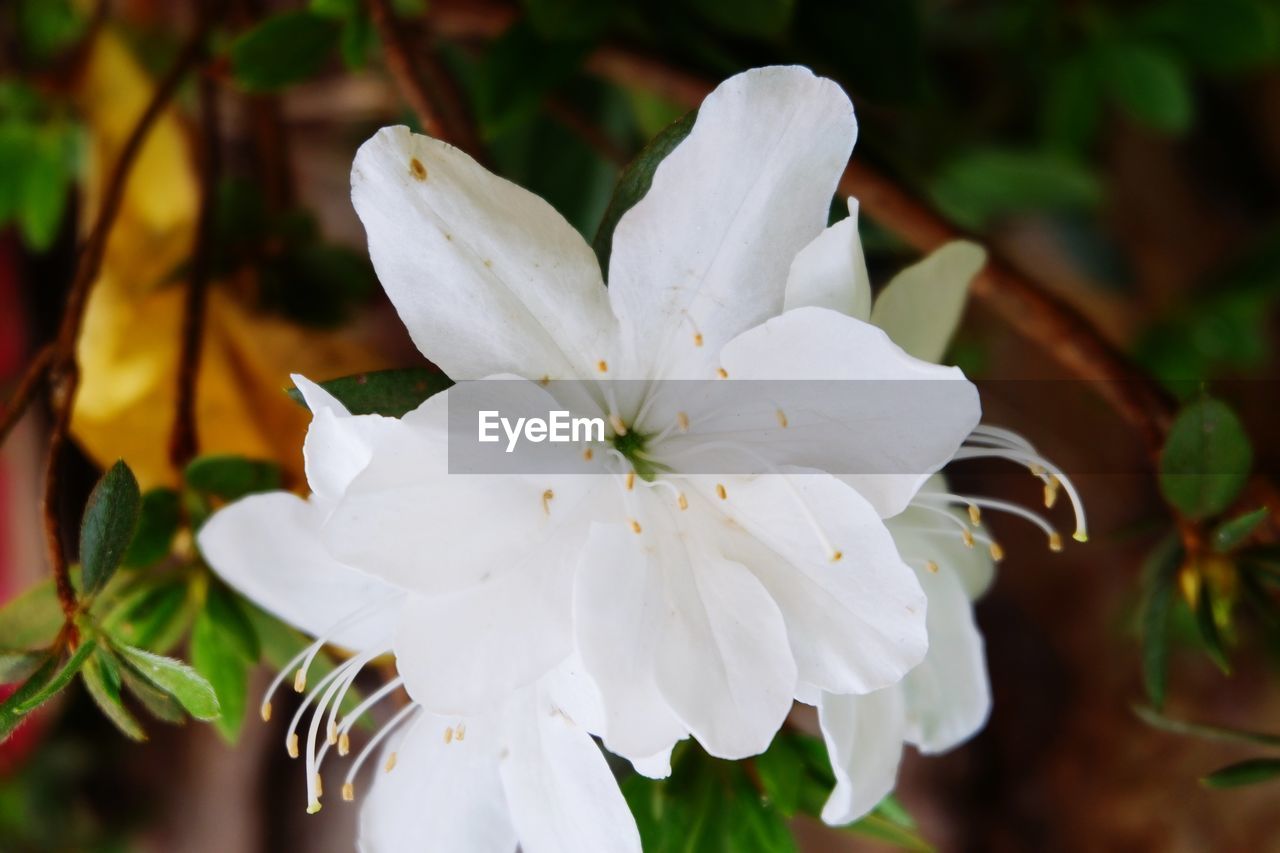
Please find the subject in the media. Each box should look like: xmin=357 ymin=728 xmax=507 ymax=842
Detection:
xmin=316 ymin=65 xmax=982 ymax=771
xmin=780 ymin=205 xmax=1087 ymax=822
xmin=199 ymin=378 xmax=640 ymax=852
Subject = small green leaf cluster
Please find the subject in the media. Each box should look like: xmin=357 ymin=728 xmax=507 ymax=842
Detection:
xmin=0 ymin=80 xmax=80 ymax=252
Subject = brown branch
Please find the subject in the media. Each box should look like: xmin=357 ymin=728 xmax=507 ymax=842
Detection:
xmin=546 ymin=98 xmax=629 ymax=166
xmin=41 ymin=28 xmax=206 ymax=635
xmin=170 ymin=68 xmax=221 ymax=469
xmin=0 ymin=343 xmax=54 ymax=446
xmin=368 ymin=0 xmax=448 ymax=140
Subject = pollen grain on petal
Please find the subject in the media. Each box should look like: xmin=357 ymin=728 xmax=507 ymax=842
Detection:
xmin=693 ymin=332 xmax=704 ymax=347
xmin=384 ymin=752 xmax=398 ymax=773
xmin=597 ymin=359 xmax=609 ymax=373
xmin=716 ymin=367 xmax=729 ymax=379
xmin=408 ymin=157 xmax=427 ymax=181
xmin=830 ymin=549 xmax=843 ymax=563
xmin=676 ymin=411 xmax=689 ymax=431
xmin=542 ymin=489 xmax=555 ymax=515
xmin=625 ymin=471 xmax=635 ymax=491
xmin=444 ymin=726 xmax=454 ymax=744
xmin=455 ymin=723 xmax=466 ymax=741
xmin=583 ymin=447 xmax=594 ymax=461
xmin=630 ymin=519 xmax=643 ymax=534
xmin=677 ymin=492 xmax=689 ymax=511
xmin=715 ymin=483 xmax=727 ymax=500
xmin=775 ymin=409 xmax=789 ymax=429
xmin=925 ymin=560 xmax=940 ymax=573
xmin=961 ymin=528 xmax=975 ymax=549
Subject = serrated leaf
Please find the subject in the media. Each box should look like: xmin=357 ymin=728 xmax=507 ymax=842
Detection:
xmin=1141 ymin=534 xmax=1183 ymax=709
xmin=0 ymin=640 xmax=96 ymax=741
xmin=1159 ymin=398 xmax=1253 ymax=521
xmin=116 ymin=644 xmax=220 ymax=721
xmin=82 ymin=651 xmax=146 ymax=741
xmin=1202 ymin=758 xmax=1280 ymax=789
xmin=80 ymin=460 xmax=141 ymax=596
xmin=230 ymin=11 xmax=340 ymax=92
xmin=1212 ymin=507 xmax=1270 ymax=553
xmin=184 ymin=455 xmax=281 ymax=502
xmin=593 ymin=109 xmax=696 ymax=276
xmin=287 ymin=368 xmax=452 ymax=418
xmin=190 ymin=607 xmax=248 ymax=742
xmin=123 ymin=488 xmax=181 ymax=568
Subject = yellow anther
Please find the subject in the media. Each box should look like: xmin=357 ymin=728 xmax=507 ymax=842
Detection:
xmin=307 ymin=800 xmax=322 ymax=815
xmin=538 ymin=375 xmax=550 ymax=386
xmin=342 ymin=783 xmax=355 ymax=802
xmin=676 ymin=411 xmax=690 ymax=431
xmin=961 ymin=528 xmax=975 ymax=548
xmin=293 ymin=668 xmax=307 ymax=693
xmin=630 ymin=519 xmax=643 ymax=534
xmin=968 ymin=504 xmax=982 ymax=525
xmin=677 ymin=493 xmax=689 ymax=511
xmin=625 ymin=472 xmax=635 ymax=491
xmin=597 ymin=360 xmax=609 ymax=373
xmin=1029 ymin=464 xmax=1046 ymax=477
xmin=444 ymin=726 xmax=454 ymax=744
xmin=315 ymin=774 xmax=324 ymax=797
xmin=925 ymin=560 xmax=940 ymax=574
xmin=260 ymin=702 xmax=272 ymax=723
xmin=542 ymin=489 xmax=554 ymax=514
xmin=338 ymin=733 xmax=350 ymax=756
xmin=609 ymin=413 xmax=627 ymax=436
xmin=384 ymin=752 xmax=398 ymax=773
xmin=715 ymin=483 xmax=727 ymax=500
xmin=1048 ymin=532 xmax=1064 ymax=552
xmin=1073 ymin=530 xmax=1089 ymax=543
xmin=287 ymin=734 xmax=299 ymax=759
xmin=989 ymin=542 xmax=1005 ymax=562
xmin=776 ymin=409 xmax=789 ymax=428
xmin=716 ymin=367 xmax=729 ymax=379
xmin=1044 ymin=478 xmax=1060 ymax=509
xmin=327 ymin=721 xmax=338 ymax=746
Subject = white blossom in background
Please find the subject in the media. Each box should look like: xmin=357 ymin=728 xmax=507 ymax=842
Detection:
xmin=782 ymin=204 xmax=1086 ymax=822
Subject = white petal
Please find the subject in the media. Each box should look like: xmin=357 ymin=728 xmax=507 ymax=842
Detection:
xmin=351 ymin=126 xmax=616 ymax=380
xmin=715 ymin=306 xmax=981 ymax=517
xmin=870 ymin=240 xmax=987 ymax=364
xmin=899 ymin=560 xmax=990 ymax=753
xmin=888 ymin=474 xmax=996 ymax=600
xmin=500 ymin=690 xmax=641 ymax=853
xmin=704 ymin=473 xmax=928 ymax=695
xmin=358 ymin=716 xmax=516 ymax=853
xmin=573 ymin=522 xmax=687 ymax=760
xmin=608 ymin=66 xmax=855 ymax=379
xmin=817 ymin=686 xmax=906 ymax=825
xmin=393 ymin=555 xmax=573 ymax=715
xmin=197 ymin=492 xmax=399 ymax=651
xmin=293 ymin=374 xmax=401 ymax=504
xmin=783 ymin=198 xmax=870 ymax=320
xmin=653 ymin=519 xmax=797 ymax=759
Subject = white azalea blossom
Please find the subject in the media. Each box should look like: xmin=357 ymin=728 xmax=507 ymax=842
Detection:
xmin=196 ymin=63 xmax=1088 ymax=851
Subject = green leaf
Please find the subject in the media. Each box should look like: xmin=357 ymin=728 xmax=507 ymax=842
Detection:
xmin=184 ymin=455 xmax=282 ymax=502
xmin=1041 ymin=54 xmax=1102 ymax=153
xmin=522 ymin=0 xmax=616 ymax=41
xmin=230 ymin=11 xmax=340 ymax=93
xmin=1098 ymin=43 xmax=1194 ymax=134
xmin=474 ymin=23 xmax=589 ymax=137
xmin=0 ymin=650 xmax=47 ymax=683
xmin=80 ymin=460 xmax=141 ymax=596
xmin=1202 ymin=758 xmax=1280 ymax=789
xmin=81 ymin=652 xmax=146 ymax=741
xmin=0 ymin=641 xmax=96 ymax=741
xmin=204 ymin=584 xmax=259 ymax=662
xmin=1159 ymin=398 xmax=1253 ymax=520
xmin=1138 ymin=0 xmax=1280 ymax=73
xmin=103 ymin=578 xmax=197 ymax=654
xmin=0 ymin=580 xmax=64 ymax=651
xmin=1133 ymin=705 xmax=1280 ymax=748
xmin=592 ymin=109 xmax=697 ymax=275
xmin=1212 ymin=507 xmax=1270 ymax=553
xmin=113 ymin=652 xmax=186 ymax=723
xmin=116 ymin=644 xmax=220 ymax=721
xmin=123 ymin=488 xmax=181 ymax=568
xmin=1141 ymin=533 xmax=1183 ymax=709
xmin=930 ymin=148 xmax=1102 ymax=230
xmin=286 ymin=368 xmax=452 ymax=418
xmin=17 ymin=124 xmax=75 ymax=251
xmin=689 ymin=0 xmax=794 ymax=38
xmin=1194 ymin=582 xmax=1232 ymax=675
xmin=190 ymin=606 xmax=248 ymax=742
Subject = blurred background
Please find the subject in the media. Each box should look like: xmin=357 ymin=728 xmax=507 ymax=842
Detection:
xmin=2 ymin=0 xmax=1280 ymax=850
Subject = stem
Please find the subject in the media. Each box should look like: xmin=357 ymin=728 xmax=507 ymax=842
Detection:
xmin=368 ymin=0 xmax=449 ymax=140
xmin=41 ymin=28 xmax=206 ymax=633
xmin=170 ymin=67 xmax=221 ymax=469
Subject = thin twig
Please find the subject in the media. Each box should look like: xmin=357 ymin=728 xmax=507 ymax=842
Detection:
xmin=41 ymin=28 xmax=206 ymax=635
xmin=367 ymin=0 xmax=448 ymax=140
xmin=170 ymin=68 xmax=221 ymax=469
xmin=546 ymin=98 xmax=628 ymax=166
xmin=0 ymin=343 xmax=54 ymax=446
